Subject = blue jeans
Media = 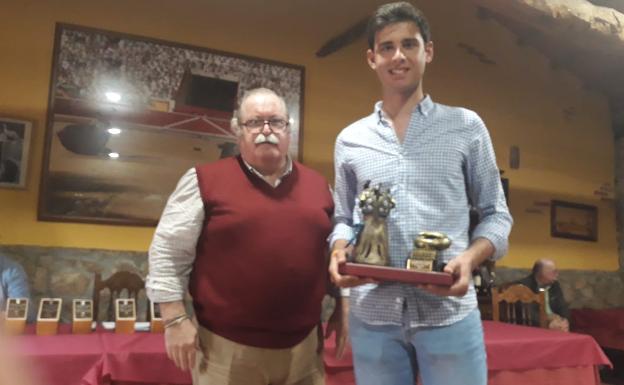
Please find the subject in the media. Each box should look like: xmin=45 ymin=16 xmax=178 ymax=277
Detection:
xmin=349 ymin=308 xmax=487 ymax=385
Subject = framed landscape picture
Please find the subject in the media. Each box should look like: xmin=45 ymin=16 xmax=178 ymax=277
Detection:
xmin=39 ymin=23 xmax=305 ymax=226
xmin=550 ymin=200 xmax=598 ymax=242
xmin=0 ymin=117 xmax=32 ymax=189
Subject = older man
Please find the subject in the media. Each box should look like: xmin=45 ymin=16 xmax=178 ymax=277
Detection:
xmin=517 ymin=259 xmax=570 ymax=331
xmin=147 ymin=88 xmax=337 ymax=385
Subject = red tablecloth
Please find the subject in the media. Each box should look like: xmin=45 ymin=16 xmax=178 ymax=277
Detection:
xmin=323 ymin=320 xmax=611 ymax=385
xmin=13 ymin=321 xmax=611 ymax=385
xmin=572 ymin=308 xmax=624 ymax=351
xmin=14 ymin=325 xmax=190 ymax=385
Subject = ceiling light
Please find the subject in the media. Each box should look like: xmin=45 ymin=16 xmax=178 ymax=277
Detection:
xmin=105 ymin=92 xmax=121 ymax=103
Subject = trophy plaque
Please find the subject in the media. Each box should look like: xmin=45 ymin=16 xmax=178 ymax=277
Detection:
xmin=150 ymin=302 xmax=163 ymax=333
xmin=36 ymin=298 xmax=62 ymax=336
xmin=115 ymin=298 xmax=136 ymax=334
xmin=72 ymin=299 xmax=93 ymax=334
xmin=4 ymin=298 xmax=29 ymax=335
xmin=338 ymin=183 xmax=453 ymax=286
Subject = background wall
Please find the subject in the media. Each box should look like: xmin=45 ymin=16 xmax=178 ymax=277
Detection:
xmin=0 ymin=0 xmax=618 ymax=274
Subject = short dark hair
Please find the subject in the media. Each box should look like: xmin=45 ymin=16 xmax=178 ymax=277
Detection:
xmin=367 ymin=2 xmax=431 ymax=49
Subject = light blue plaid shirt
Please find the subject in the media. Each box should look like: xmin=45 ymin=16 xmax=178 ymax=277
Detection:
xmin=331 ymin=95 xmax=512 ymax=327
xmin=0 ymin=256 xmax=30 ymax=312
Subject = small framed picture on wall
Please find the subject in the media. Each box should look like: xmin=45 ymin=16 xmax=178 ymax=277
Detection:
xmin=0 ymin=117 xmax=33 ymax=189
xmin=551 ymin=200 xmax=598 ymax=242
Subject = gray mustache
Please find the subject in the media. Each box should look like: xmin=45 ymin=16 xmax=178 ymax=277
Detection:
xmin=254 ymin=133 xmax=279 ymax=145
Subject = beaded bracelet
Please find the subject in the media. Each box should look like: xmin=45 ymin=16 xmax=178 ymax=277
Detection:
xmin=163 ymin=313 xmax=190 ymax=329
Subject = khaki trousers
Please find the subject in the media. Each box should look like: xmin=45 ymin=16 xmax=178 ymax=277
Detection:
xmin=192 ymin=326 xmax=325 ymax=385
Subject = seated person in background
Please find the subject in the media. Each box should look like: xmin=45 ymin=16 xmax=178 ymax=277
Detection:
xmin=517 ymin=259 xmax=570 ymax=332
xmin=0 ymin=255 xmax=30 ymax=320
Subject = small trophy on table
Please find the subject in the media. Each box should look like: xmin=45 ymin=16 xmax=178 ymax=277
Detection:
xmin=72 ymin=299 xmax=93 ymax=334
xmin=36 ymin=298 xmax=62 ymax=336
xmin=149 ymin=302 xmax=164 ymax=333
xmin=115 ymin=298 xmax=136 ymax=334
xmin=4 ymin=298 xmax=29 ymax=335
xmin=338 ymin=182 xmax=453 ymax=286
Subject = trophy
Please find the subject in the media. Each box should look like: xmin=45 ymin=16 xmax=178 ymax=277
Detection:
xmin=72 ymin=299 xmax=93 ymax=334
xmin=4 ymin=298 xmax=29 ymax=335
xmin=36 ymin=298 xmax=62 ymax=336
xmin=353 ymin=182 xmax=394 ymax=266
xmin=406 ymin=232 xmax=451 ymax=272
xmin=149 ymin=301 xmax=164 ymax=333
xmin=338 ymin=182 xmax=453 ymax=286
xmin=115 ymin=298 xmax=136 ymax=334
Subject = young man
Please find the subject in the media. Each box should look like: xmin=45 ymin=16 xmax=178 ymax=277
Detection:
xmin=328 ymin=3 xmax=513 ymax=385
xmin=147 ymin=88 xmax=341 ymax=385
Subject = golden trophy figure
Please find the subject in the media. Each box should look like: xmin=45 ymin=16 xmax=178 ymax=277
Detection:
xmin=406 ymin=232 xmax=452 ymax=272
xmin=339 ymin=183 xmax=453 ymax=286
xmin=353 ymin=183 xmax=395 ymax=266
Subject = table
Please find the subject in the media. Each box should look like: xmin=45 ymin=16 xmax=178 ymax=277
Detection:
xmin=14 ymin=325 xmax=190 ymax=385
xmin=12 ymin=321 xmax=611 ymax=385
xmin=324 ymin=321 xmax=611 ymax=385
xmin=572 ymin=308 xmax=624 ymax=380
xmin=572 ymin=308 xmax=624 ymax=351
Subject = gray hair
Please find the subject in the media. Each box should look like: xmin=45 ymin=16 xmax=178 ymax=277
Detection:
xmin=230 ymin=88 xmax=289 ymax=136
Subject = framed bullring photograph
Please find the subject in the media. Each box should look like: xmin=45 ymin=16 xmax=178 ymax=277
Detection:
xmin=38 ymin=23 xmax=305 ymax=226
xmin=0 ymin=117 xmax=32 ymax=189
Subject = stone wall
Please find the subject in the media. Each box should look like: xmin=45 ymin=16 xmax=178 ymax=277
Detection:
xmin=2 ymin=245 xmax=623 ymax=324
xmin=0 ymin=245 xmax=148 ymax=322
xmin=495 ymin=267 xmax=624 ymax=309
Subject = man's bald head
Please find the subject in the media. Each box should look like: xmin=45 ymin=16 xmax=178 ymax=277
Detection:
xmin=532 ymin=259 xmax=558 ymax=286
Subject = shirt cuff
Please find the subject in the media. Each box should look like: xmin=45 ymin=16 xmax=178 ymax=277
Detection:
xmin=329 ymin=223 xmax=355 ymax=248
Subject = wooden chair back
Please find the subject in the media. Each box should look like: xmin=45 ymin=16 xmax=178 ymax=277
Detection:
xmin=492 ymin=283 xmax=547 ymax=328
xmin=93 ymin=271 xmax=146 ymax=321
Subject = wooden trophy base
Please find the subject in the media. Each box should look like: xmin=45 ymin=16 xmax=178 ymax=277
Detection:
xmin=115 ymin=320 xmax=135 ymax=334
xmin=4 ymin=319 xmax=26 ymax=335
xmin=150 ymin=319 xmax=164 ymax=333
xmin=72 ymin=320 xmax=92 ymax=334
xmin=36 ymin=320 xmax=59 ymax=336
xmin=339 ymin=262 xmax=453 ymax=286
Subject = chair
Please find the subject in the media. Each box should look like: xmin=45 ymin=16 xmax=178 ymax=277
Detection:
xmin=492 ymin=283 xmax=547 ymax=328
xmin=93 ymin=271 xmax=146 ymax=321
xmin=475 ymin=260 xmax=496 ymax=320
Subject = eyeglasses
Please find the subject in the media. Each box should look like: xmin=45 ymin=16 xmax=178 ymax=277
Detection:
xmin=241 ymin=118 xmax=289 ymax=132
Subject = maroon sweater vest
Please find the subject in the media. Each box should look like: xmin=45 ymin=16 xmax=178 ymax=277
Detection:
xmin=190 ymin=156 xmax=334 ymax=348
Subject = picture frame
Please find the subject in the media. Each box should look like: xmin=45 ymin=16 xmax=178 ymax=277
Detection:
xmin=550 ymin=200 xmax=598 ymax=242
xmin=38 ymin=23 xmax=305 ymax=226
xmin=0 ymin=117 xmax=32 ymax=189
